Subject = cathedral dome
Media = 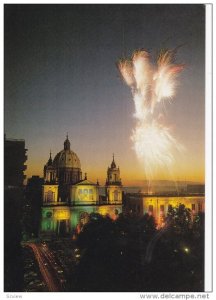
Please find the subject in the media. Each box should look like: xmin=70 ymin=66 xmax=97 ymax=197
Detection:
xmin=53 ymin=135 xmax=81 ymax=169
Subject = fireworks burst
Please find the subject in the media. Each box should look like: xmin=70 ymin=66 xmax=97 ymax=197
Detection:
xmin=117 ymin=48 xmax=185 ymax=183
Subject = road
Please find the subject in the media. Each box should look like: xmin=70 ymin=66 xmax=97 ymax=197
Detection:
xmin=26 ymin=242 xmax=66 ymax=292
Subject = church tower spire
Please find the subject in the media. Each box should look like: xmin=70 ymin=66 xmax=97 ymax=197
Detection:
xmin=111 ymin=153 xmax=116 ymax=168
xmin=43 ymin=150 xmax=57 ymax=184
xmin=47 ymin=150 xmax=52 ymax=165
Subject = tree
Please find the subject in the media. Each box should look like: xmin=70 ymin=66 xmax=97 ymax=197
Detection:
xmin=139 ymin=213 xmax=156 ymax=239
xmin=71 ymin=208 xmax=204 ymax=292
xmin=140 ymin=205 xmax=204 ymax=292
xmin=166 ymin=204 xmax=192 ymax=236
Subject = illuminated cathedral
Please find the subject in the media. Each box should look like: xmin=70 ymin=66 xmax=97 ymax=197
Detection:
xmin=40 ymin=135 xmax=123 ymax=237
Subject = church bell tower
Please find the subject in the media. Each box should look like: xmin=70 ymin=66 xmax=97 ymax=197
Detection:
xmin=105 ymin=154 xmax=122 ymax=204
xmin=42 ymin=151 xmax=59 ymax=204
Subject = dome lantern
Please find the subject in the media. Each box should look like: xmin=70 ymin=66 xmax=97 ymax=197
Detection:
xmin=64 ymin=133 xmax=71 ymax=151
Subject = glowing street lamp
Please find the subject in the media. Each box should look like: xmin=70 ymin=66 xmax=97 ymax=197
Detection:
xmin=184 ymin=247 xmax=190 ymax=254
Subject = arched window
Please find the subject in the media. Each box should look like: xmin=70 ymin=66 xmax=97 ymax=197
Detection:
xmin=149 ymin=205 xmax=153 ymax=213
xmin=114 ymin=190 xmax=118 ymax=201
xmin=46 ymin=190 xmax=54 ymax=202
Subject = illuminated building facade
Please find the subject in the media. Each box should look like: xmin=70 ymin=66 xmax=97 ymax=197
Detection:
xmin=124 ymin=194 xmax=205 ymax=226
xmin=40 ymin=135 xmax=122 ymax=237
xmin=70 ymin=179 xmax=100 ymax=205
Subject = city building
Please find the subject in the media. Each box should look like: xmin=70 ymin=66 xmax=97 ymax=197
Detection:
xmin=23 ymin=176 xmax=44 ymax=238
xmin=4 ymin=135 xmax=28 ymax=291
xmin=124 ymin=193 xmax=205 ymax=226
xmin=4 ymin=135 xmax=27 ymax=187
xmin=40 ymin=135 xmax=123 ymax=237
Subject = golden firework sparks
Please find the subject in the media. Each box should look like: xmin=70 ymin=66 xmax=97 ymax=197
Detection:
xmin=117 ymin=47 xmax=185 ymax=182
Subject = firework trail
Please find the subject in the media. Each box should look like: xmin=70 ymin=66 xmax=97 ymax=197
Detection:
xmin=144 ymin=222 xmax=170 ymax=264
xmin=117 ymin=48 xmax=185 ymax=186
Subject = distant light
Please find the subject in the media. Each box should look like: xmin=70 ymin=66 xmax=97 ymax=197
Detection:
xmin=184 ymin=247 xmax=189 ymax=253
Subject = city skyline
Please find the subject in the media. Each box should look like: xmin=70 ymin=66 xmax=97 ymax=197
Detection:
xmin=5 ymin=4 xmax=205 ymax=185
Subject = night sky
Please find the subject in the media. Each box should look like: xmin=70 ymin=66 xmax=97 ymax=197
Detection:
xmin=4 ymin=4 xmax=205 ymax=185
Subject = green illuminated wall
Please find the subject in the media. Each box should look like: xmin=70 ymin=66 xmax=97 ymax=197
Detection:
xmin=40 ymin=204 xmax=122 ymax=237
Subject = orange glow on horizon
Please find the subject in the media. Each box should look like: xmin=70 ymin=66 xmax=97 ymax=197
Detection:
xmin=25 ymin=135 xmax=204 ymax=186
xmin=26 ymin=158 xmax=204 ymax=186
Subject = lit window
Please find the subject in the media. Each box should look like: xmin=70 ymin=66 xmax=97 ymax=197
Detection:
xmin=46 ymin=190 xmax=54 ymax=202
xmin=114 ymin=190 xmax=118 ymax=201
xmin=149 ymin=205 xmax=153 ymax=213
